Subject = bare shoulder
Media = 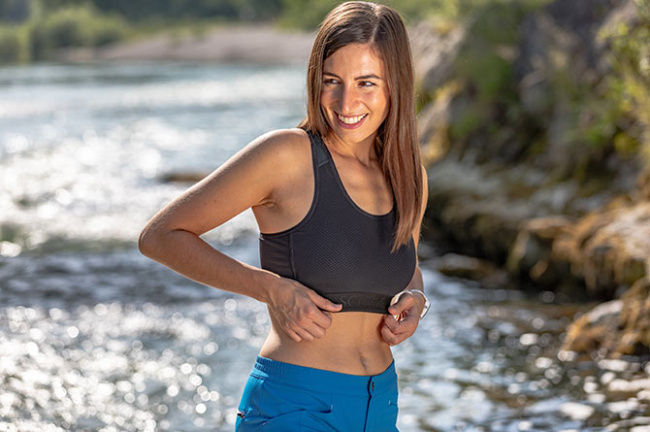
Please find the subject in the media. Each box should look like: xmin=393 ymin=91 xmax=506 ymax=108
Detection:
xmin=242 ymin=128 xmax=313 ymax=195
xmin=213 ymin=127 xmax=311 ymax=192
xmin=245 ymin=128 xmax=310 ymax=164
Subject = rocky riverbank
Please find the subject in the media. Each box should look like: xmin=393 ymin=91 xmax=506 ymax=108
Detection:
xmin=413 ymin=0 xmax=650 ymax=359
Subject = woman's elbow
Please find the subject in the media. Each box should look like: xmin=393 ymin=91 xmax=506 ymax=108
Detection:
xmin=138 ymin=225 xmax=162 ymax=259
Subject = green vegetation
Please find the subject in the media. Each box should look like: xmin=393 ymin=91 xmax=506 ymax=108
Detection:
xmin=598 ymin=0 xmax=650 ymax=170
xmin=0 ymin=1 xmax=128 ymax=63
xmin=29 ymin=5 xmax=127 ymax=59
xmin=448 ymin=0 xmax=552 ymax=146
xmin=0 ymin=24 xmax=27 ymax=62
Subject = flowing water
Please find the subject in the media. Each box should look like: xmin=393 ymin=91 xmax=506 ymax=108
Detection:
xmin=0 ymin=62 xmax=648 ymax=432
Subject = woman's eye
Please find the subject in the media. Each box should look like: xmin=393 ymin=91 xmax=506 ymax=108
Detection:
xmin=323 ymin=78 xmax=338 ymax=85
xmin=360 ymin=81 xmax=375 ymax=87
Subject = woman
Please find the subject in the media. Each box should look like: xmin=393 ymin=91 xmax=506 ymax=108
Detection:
xmin=139 ymin=2 xmax=429 ymax=430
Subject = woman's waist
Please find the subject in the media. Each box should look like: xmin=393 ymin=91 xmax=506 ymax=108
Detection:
xmin=261 ymin=312 xmax=393 ymax=375
xmin=250 ymin=355 xmax=398 ymax=396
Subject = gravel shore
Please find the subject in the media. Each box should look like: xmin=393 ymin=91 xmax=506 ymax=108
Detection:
xmin=60 ymin=25 xmax=315 ymax=65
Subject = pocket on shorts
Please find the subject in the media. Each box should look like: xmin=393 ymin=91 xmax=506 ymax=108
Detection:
xmin=383 ymin=398 xmax=400 ymax=432
xmin=368 ymin=394 xmax=399 ymax=432
xmin=237 ymin=379 xmax=334 ymax=431
xmin=261 ymin=409 xmax=334 ymax=432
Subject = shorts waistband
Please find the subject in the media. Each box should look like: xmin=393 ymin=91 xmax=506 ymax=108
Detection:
xmin=251 ymin=356 xmax=397 ymax=397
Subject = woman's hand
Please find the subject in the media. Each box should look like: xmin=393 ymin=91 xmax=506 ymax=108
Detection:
xmin=266 ymin=278 xmax=343 ymax=342
xmin=381 ymin=291 xmax=424 ymax=346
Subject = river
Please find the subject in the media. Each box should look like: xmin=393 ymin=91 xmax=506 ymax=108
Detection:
xmin=0 ymin=62 xmax=648 ymax=431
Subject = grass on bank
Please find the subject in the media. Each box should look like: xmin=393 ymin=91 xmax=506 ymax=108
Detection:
xmin=0 ymin=4 xmax=127 ymax=63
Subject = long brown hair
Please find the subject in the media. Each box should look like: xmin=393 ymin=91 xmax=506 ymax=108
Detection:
xmin=299 ymin=1 xmax=423 ymax=252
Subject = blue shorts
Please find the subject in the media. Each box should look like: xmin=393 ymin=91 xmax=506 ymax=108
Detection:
xmin=236 ymin=356 xmax=399 ymax=431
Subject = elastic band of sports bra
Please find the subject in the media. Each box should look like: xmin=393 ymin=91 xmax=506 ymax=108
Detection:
xmin=324 ymin=292 xmax=393 ymax=314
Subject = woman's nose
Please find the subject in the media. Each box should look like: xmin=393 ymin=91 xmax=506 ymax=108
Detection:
xmin=338 ymin=85 xmax=359 ymax=113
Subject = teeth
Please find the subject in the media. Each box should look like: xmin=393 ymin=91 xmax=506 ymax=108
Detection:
xmin=337 ymin=114 xmax=366 ymax=125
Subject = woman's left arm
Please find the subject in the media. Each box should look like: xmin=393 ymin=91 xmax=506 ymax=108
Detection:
xmin=381 ymin=165 xmax=429 ymax=346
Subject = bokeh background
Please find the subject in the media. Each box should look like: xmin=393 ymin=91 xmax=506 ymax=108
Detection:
xmin=0 ymin=0 xmax=649 ymax=431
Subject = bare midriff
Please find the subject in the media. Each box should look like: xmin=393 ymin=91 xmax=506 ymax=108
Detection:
xmin=259 ymin=311 xmax=394 ymax=376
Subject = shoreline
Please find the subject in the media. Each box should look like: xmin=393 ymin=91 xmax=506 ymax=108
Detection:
xmin=57 ymin=24 xmax=315 ymax=65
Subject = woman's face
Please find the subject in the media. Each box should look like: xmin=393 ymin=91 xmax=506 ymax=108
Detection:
xmin=320 ymin=43 xmax=389 ymax=148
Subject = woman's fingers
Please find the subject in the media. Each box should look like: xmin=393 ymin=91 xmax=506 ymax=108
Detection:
xmin=268 ymin=280 xmax=339 ymax=341
xmin=387 ymin=293 xmax=421 ymax=319
xmin=285 ymin=328 xmax=303 ymax=343
xmin=309 ymin=291 xmax=343 ymax=313
xmin=381 ymin=312 xmax=419 ymax=346
xmin=307 ymin=292 xmax=341 ymax=329
xmin=294 ymin=305 xmax=332 ymax=341
xmin=381 ymin=324 xmax=399 ymax=346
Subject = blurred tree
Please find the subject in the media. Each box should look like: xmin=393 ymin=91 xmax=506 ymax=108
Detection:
xmin=28 ymin=4 xmax=126 ymax=59
xmin=280 ymin=0 xmax=338 ymax=29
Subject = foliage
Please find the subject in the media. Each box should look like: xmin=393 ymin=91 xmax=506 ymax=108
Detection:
xmin=597 ymin=0 xmax=650 ymax=169
xmin=449 ymin=0 xmax=551 ymax=141
xmin=0 ymin=3 xmax=129 ymax=62
xmin=27 ymin=5 xmax=127 ymax=60
xmin=278 ymin=0 xmax=338 ymax=29
xmin=0 ymin=24 xmax=28 ymax=63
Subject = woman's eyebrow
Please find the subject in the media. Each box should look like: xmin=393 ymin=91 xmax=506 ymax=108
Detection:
xmin=323 ymin=71 xmax=384 ymax=80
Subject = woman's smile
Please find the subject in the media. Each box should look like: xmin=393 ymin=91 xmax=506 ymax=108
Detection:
xmin=336 ymin=113 xmax=368 ymax=128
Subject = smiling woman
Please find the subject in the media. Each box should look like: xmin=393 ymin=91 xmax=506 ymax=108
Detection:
xmin=139 ymin=2 xmax=428 ymax=431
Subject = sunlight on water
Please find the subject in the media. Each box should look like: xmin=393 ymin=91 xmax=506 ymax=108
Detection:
xmin=1 ymin=259 xmax=648 ymax=431
xmin=0 ymin=299 xmax=268 ymax=432
xmin=0 ymin=63 xmax=304 ymax=254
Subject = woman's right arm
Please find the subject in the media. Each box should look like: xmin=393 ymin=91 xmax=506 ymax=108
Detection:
xmin=138 ymin=129 xmax=341 ymax=341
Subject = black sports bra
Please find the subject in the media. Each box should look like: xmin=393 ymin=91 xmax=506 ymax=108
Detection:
xmin=258 ymin=130 xmax=416 ymax=314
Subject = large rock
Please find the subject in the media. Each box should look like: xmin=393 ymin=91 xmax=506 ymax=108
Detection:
xmin=553 ymin=199 xmax=650 ymax=297
xmin=563 ymin=277 xmax=650 ymax=357
xmin=417 ymin=81 xmax=462 ymax=165
xmin=506 ymin=216 xmax=574 ymax=287
xmin=515 ymin=0 xmax=631 ymax=118
xmin=422 ymin=154 xmax=620 ymax=265
xmin=410 ymin=20 xmax=467 ymax=95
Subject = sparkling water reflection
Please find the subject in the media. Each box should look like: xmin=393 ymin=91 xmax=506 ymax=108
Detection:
xmin=2 ymin=253 xmax=649 ymax=431
xmin=1 ymin=290 xmax=267 ymax=431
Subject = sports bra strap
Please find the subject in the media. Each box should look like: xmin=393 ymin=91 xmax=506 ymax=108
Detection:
xmin=307 ymin=130 xmax=329 ymax=167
